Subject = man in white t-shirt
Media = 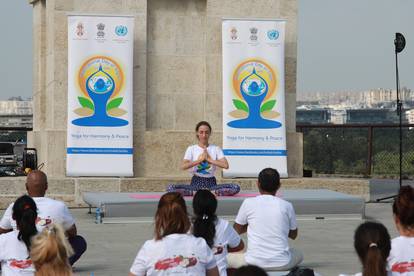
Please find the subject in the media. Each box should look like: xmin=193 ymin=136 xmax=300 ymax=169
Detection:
xmin=0 ymin=170 xmax=87 ymax=265
xmin=228 ymin=168 xmax=303 ymax=271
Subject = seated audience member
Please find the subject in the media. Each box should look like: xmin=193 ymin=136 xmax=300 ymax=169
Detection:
xmin=129 ymin=192 xmax=219 ymax=276
xmin=0 ymin=195 xmax=38 ymax=275
xmin=388 ymin=185 xmax=414 ymax=275
xmin=30 ymin=223 xmax=73 ymax=276
xmin=0 ymin=170 xmax=86 ymax=265
xmin=228 ymin=168 xmax=303 ymax=271
xmin=234 ymin=265 xmax=268 ymax=276
xmin=339 ymin=221 xmax=391 ymax=276
xmin=192 ymin=190 xmax=244 ymax=276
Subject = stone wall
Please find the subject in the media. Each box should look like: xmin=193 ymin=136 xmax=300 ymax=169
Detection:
xmin=27 ymin=0 xmax=302 ymax=180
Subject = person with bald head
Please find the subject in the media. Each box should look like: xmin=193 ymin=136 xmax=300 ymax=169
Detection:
xmin=25 ymin=169 xmax=48 ymax=197
xmin=0 ymin=170 xmax=87 ymax=265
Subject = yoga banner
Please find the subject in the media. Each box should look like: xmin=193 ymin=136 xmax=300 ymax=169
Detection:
xmin=222 ymin=19 xmax=288 ymax=178
xmin=67 ymin=15 xmax=134 ymax=176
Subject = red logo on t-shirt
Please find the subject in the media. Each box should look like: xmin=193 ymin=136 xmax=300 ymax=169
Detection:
xmin=9 ymin=259 xmax=33 ymax=269
xmin=392 ymin=261 xmax=414 ymax=273
xmin=35 ymin=216 xmax=52 ymax=226
xmin=154 ymin=256 xmax=198 ymax=270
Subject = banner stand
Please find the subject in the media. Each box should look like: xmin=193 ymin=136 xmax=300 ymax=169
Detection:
xmin=222 ymin=19 xmax=288 ymax=178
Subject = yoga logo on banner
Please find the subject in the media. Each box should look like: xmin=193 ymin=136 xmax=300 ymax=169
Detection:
xmin=72 ymin=56 xmax=128 ymax=127
xmin=228 ymin=59 xmax=281 ymax=129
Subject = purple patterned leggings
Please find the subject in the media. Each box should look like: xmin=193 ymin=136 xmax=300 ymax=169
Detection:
xmin=166 ymin=176 xmax=240 ymax=196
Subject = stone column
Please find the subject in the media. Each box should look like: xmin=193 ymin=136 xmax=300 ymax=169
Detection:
xmin=28 ymin=0 xmax=301 ymax=178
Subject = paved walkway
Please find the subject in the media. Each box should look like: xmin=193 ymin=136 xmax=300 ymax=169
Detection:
xmin=1 ymin=202 xmax=398 ymax=276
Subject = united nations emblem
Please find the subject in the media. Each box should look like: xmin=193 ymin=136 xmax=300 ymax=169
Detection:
xmin=267 ymin=29 xmax=279 ymax=40
xmin=115 ymin=25 xmax=128 ymax=36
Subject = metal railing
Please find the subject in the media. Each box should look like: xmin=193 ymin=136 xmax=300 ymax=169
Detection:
xmin=297 ymin=124 xmax=414 ymax=178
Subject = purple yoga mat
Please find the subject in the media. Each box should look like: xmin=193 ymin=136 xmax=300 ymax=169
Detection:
xmin=129 ymin=193 xmax=260 ymax=200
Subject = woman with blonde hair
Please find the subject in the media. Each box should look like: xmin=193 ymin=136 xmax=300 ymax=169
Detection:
xmin=30 ymin=223 xmax=73 ymax=276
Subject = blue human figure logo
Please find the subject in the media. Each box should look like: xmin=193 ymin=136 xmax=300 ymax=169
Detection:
xmin=72 ymin=64 xmax=128 ymax=127
xmin=228 ymin=67 xmax=281 ymax=129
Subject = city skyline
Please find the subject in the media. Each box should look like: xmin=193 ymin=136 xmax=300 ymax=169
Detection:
xmin=1 ymin=1 xmax=414 ymax=100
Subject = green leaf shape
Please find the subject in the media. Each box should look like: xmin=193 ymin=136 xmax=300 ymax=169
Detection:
xmin=78 ymin=97 xmax=94 ymax=111
xmin=260 ymin=100 xmax=276 ymax=113
xmin=232 ymin=99 xmax=249 ymax=112
xmin=106 ymin=97 xmax=123 ymax=110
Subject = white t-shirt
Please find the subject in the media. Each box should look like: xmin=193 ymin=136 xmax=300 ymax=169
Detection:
xmin=388 ymin=236 xmax=414 ymax=275
xmin=213 ymin=218 xmax=241 ymax=276
xmin=235 ymin=194 xmax=297 ymax=268
xmin=184 ymin=144 xmax=224 ymax=178
xmin=0 ymin=197 xmax=75 ymax=232
xmin=130 ymin=233 xmax=217 ymax=276
xmin=339 ymin=272 xmax=392 ymax=276
xmin=0 ymin=231 xmax=35 ymax=276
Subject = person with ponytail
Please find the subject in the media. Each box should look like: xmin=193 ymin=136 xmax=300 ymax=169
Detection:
xmin=339 ymin=221 xmax=391 ymax=276
xmin=192 ymin=189 xmax=244 ymax=276
xmin=30 ymin=223 xmax=73 ymax=276
xmin=129 ymin=192 xmax=219 ymax=276
xmin=0 ymin=195 xmax=37 ymax=275
xmin=388 ymin=185 xmax=414 ymax=275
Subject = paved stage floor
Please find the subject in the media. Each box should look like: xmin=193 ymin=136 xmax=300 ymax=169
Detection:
xmin=83 ymin=189 xmax=365 ymax=219
xmin=1 ymin=202 xmax=398 ymax=276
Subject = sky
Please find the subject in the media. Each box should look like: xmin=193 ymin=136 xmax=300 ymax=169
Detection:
xmin=1 ymin=0 xmax=414 ymax=100
xmin=297 ymin=0 xmax=414 ymax=97
xmin=0 ymin=1 xmax=32 ymax=100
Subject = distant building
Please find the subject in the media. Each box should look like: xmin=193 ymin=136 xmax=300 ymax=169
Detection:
xmin=406 ymin=109 xmax=414 ymax=124
xmin=296 ymin=108 xmax=331 ymax=124
xmin=0 ymin=100 xmax=33 ymax=128
xmin=330 ymin=109 xmax=346 ymax=124
xmin=346 ymin=108 xmax=402 ymax=124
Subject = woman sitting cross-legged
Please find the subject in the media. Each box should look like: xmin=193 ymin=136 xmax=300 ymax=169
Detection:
xmin=0 ymin=195 xmax=38 ymax=276
xmin=129 ymin=192 xmax=219 ymax=276
xmin=192 ymin=190 xmax=244 ymax=276
xmin=167 ymin=121 xmax=240 ymax=196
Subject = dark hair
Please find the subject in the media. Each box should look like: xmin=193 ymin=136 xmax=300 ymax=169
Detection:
xmin=12 ymin=195 xmax=38 ymax=251
xmin=234 ymin=265 xmax=268 ymax=276
xmin=192 ymin=190 xmax=218 ymax=248
xmin=195 ymin=121 xmax=212 ymax=133
xmin=155 ymin=192 xmax=190 ymax=240
xmin=354 ymin=221 xmax=391 ymax=276
xmin=258 ymin=168 xmax=280 ymax=193
xmin=393 ymin=185 xmax=414 ymax=229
